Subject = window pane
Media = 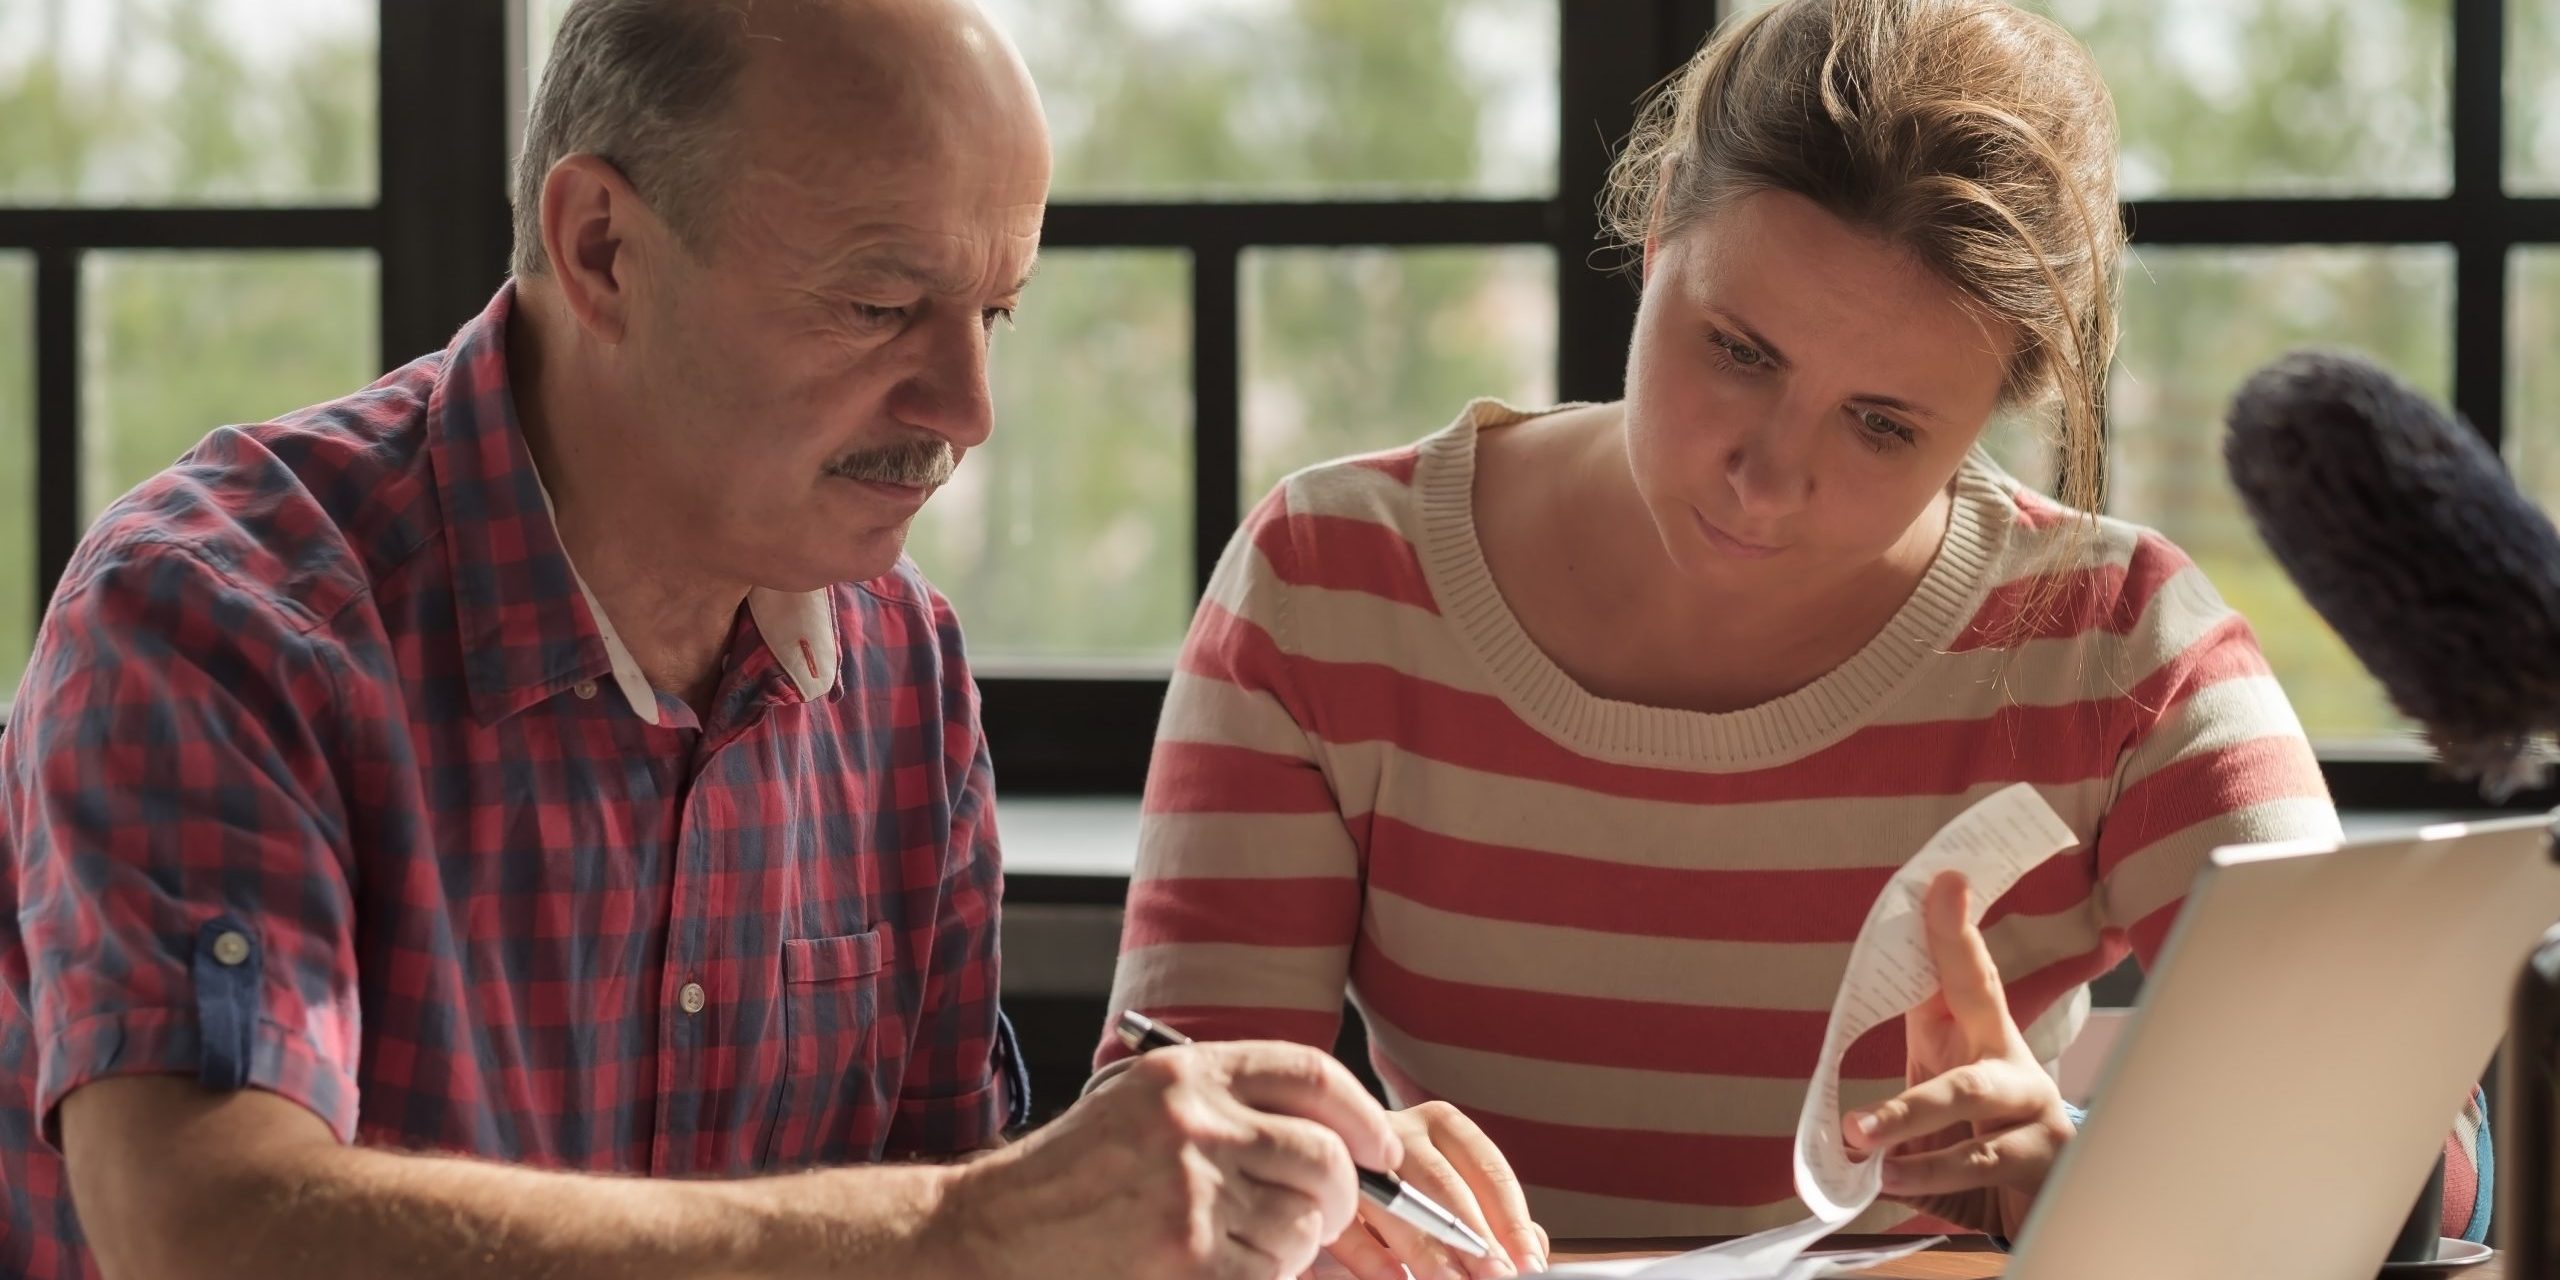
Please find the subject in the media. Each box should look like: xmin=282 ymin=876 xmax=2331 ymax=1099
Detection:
xmin=1978 ymin=407 xmax=2061 ymax=496
xmin=526 ymin=0 xmax=565 ymax=98
xmin=1243 ymin=246 xmax=1555 ymax=504
xmin=1723 ymin=0 xmax=2451 ymax=198
xmin=0 ymin=0 xmax=375 ymax=205
xmin=2513 ymin=251 xmax=2560 ymax=511
xmin=2110 ymin=247 xmax=2452 ymax=744
xmin=525 ymin=0 xmax=1559 ymax=198
xmin=0 ymin=255 xmax=29 ymax=703
xmin=2516 ymin=0 xmax=2560 ymax=192
xmin=903 ymin=251 xmax=1193 ymax=665
xmin=82 ymin=252 xmax=379 ymax=519
xmin=981 ymin=0 xmax=1557 ymax=199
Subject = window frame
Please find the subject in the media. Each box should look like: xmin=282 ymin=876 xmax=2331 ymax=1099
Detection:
xmin=7 ymin=0 xmax=2558 ymax=814
xmin=0 ymin=0 xmax=512 ymax=644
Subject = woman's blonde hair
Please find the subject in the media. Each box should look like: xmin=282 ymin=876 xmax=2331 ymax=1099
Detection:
xmin=1603 ymin=0 xmax=2123 ymax=521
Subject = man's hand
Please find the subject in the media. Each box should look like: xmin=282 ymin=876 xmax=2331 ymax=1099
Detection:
xmin=1303 ymin=1100 xmax=1547 ymax=1280
xmin=1841 ymin=871 xmax=2074 ymax=1237
xmin=937 ymin=1040 xmax=1403 ymax=1280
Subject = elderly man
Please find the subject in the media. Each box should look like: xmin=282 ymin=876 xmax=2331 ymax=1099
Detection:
xmin=0 ymin=2 xmax=1407 ymax=1278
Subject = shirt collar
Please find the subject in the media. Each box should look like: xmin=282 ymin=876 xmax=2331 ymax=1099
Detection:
xmin=428 ymin=282 xmax=842 ymax=727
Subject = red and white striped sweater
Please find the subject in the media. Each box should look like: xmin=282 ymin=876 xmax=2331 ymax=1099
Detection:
xmin=1096 ymin=399 xmax=2484 ymax=1238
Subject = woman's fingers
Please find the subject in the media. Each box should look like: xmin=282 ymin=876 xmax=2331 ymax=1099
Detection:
xmin=1922 ymin=872 xmax=2015 ymax=1044
xmin=1415 ymin=1102 xmax=1548 ymax=1273
xmin=1846 ymin=1060 xmax=2049 ymax=1154
xmin=1879 ymin=1123 xmax=2063 ymax=1196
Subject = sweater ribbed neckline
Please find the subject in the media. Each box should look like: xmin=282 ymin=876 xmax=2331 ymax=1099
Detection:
xmin=1410 ymin=399 xmax=2017 ymax=770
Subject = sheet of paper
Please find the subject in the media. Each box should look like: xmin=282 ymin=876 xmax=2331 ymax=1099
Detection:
xmin=1530 ymin=1236 xmax=1943 ymax=1280
xmin=1527 ymin=783 xmax=2077 ymax=1280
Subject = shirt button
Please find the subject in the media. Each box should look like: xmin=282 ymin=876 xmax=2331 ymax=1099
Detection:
xmin=210 ymin=931 xmax=251 ymax=967
xmin=678 ymin=982 xmax=706 ymax=1015
xmin=573 ymin=680 xmax=598 ymax=700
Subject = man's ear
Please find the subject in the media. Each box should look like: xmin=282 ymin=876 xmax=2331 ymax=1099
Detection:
xmin=539 ymin=154 xmax=653 ymax=345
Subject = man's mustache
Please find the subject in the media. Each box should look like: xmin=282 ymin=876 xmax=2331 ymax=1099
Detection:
xmin=826 ymin=437 xmax=956 ymax=488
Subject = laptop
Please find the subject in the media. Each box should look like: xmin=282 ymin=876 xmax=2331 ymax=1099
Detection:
xmin=2007 ymin=813 xmax=2560 ymax=1279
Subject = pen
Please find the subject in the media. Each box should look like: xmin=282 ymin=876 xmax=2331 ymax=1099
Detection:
xmin=1114 ymin=1009 xmax=1495 ymax=1261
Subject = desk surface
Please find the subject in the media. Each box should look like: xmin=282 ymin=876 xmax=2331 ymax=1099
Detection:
xmin=1548 ymin=1237 xmax=2509 ymax=1279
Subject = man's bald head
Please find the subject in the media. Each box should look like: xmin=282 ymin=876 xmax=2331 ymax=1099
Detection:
xmin=512 ymin=0 xmax=1042 ymax=278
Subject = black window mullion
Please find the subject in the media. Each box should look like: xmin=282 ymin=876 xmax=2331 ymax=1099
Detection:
xmin=32 ymin=248 xmax=78 ymax=611
xmin=1191 ymin=241 xmax=1242 ymax=597
xmin=2452 ymin=0 xmax=2509 ymax=447
xmin=376 ymin=0 xmax=515 ymax=368
xmin=1554 ymin=3 xmax=1662 ymax=403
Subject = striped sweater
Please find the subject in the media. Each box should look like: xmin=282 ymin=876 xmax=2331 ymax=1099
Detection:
xmin=1096 ymin=399 xmax=2486 ymax=1238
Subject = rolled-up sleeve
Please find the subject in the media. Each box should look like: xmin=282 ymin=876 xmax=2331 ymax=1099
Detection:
xmin=8 ymin=538 xmax=363 ymax=1145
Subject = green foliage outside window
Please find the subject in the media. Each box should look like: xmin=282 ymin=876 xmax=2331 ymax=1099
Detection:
xmin=0 ymin=0 xmax=2546 ymax=746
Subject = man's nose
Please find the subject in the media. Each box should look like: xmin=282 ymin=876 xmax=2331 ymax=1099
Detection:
xmin=893 ymin=309 xmax=996 ymax=450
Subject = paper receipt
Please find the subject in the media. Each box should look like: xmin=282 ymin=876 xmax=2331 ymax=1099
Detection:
xmin=1533 ymin=783 xmax=2079 ymax=1280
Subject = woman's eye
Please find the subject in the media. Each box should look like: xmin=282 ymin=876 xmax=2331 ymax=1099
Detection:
xmin=1857 ymin=409 xmax=1917 ymax=450
xmin=1719 ymin=335 xmax=1765 ymax=366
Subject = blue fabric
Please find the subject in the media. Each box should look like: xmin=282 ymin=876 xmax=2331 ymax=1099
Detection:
xmin=996 ymin=1008 xmax=1032 ymax=1131
xmin=2463 ymin=1090 xmax=2494 ymax=1244
xmin=190 ymin=918 xmax=258 ymax=1091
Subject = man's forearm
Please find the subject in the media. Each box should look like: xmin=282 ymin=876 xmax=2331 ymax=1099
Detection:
xmin=107 ymin=1140 xmax=967 ymax=1280
xmin=64 ymin=1077 xmax=970 ymax=1280
xmin=169 ymin=1143 xmax=962 ymax=1280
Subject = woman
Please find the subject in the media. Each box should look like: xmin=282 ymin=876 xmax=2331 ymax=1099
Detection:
xmin=1094 ymin=0 xmax=2491 ymax=1274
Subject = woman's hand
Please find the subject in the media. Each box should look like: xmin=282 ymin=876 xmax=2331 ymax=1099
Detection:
xmin=1301 ymin=1100 xmax=1549 ymax=1280
xmin=1842 ymin=871 xmax=2075 ymax=1238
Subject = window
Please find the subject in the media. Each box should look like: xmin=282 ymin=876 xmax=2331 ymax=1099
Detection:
xmin=0 ymin=254 xmax=28 ymax=699
xmin=2512 ymin=250 xmax=2560 ymax=511
xmin=1241 ymin=246 xmax=1556 ymax=501
xmin=2047 ymin=0 xmax=2451 ymax=198
xmin=1733 ymin=0 xmax=2458 ymax=196
xmin=9 ymin=1 xmax=2553 ymax=813
xmin=82 ymin=251 xmax=379 ymax=517
xmin=0 ymin=0 xmax=376 ymax=206
xmin=986 ymin=0 xmax=1557 ymax=201
xmin=904 ymin=251 xmax=1195 ymax=665
xmin=0 ymin=0 xmax=507 ymax=718
xmin=2513 ymin=0 xmax=2560 ymax=192
xmin=2110 ymin=248 xmax=2452 ymax=742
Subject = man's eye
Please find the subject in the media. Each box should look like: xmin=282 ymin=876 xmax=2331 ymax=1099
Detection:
xmin=851 ymin=303 xmax=907 ymax=326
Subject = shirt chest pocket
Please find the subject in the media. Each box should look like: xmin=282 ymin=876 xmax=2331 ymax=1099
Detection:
xmin=761 ymin=926 xmax=893 ymax=1169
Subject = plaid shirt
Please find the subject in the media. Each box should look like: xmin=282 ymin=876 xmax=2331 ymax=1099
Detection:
xmin=0 ymin=285 xmax=1023 ymax=1278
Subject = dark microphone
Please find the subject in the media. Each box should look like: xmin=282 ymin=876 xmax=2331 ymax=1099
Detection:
xmin=2223 ymin=350 xmax=2560 ymax=800
xmin=2224 ymin=349 xmax=2560 ymax=1270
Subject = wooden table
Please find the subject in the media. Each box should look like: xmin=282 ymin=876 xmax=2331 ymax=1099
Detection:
xmin=1550 ymin=1236 xmax=2510 ymax=1278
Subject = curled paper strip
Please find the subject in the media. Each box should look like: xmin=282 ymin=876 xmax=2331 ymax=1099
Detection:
xmin=1533 ymin=783 xmax=2077 ymax=1280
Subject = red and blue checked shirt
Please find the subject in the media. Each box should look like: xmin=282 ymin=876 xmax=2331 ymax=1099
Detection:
xmin=0 ymin=284 xmax=1024 ymax=1279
